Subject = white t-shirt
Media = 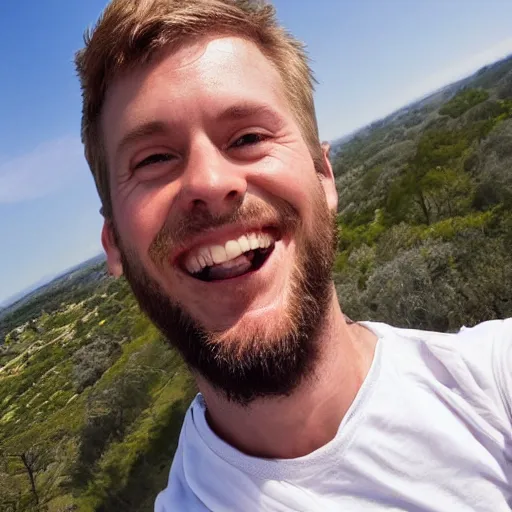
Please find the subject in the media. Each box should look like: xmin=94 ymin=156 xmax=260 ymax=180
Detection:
xmin=155 ymin=319 xmax=512 ymax=511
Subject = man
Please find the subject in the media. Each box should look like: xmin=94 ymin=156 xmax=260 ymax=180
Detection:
xmin=75 ymin=0 xmax=512 ymax=510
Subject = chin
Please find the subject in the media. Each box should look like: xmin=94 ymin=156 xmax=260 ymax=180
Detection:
xmin=206 ymin=294 xmax=298 ymax=352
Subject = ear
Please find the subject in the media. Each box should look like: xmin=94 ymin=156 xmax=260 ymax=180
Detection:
xmin=318 ymin=142 xmax=338 ymax=212
xmin=101 ymin=220 xmax=123 ymax=277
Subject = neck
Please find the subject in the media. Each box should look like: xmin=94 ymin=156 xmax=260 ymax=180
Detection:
xmin=197 ymin=291 xmax=378 ymax=459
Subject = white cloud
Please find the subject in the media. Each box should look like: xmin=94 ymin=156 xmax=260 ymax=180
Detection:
xmin=0 ymin=136 xmax=87 ymax=204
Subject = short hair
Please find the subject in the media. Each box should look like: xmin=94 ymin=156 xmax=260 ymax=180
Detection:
xmin=75 ymin=0 xmax=321 ymax=218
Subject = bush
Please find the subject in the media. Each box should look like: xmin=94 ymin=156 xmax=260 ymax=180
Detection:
xmin=72 ymin=371 xmax=152 ymax=486
xmin=336 ymin=229 xmax=512 ymax=332
xmin=439 ymin=88 xmax=489 ymax=118
xmin=462 ymin=100 xmax=506 ymax=123
xmin=72 ymin=338 xmax=122 ymax=393
xmin=497 ymin=70 xmax=512 ymax=99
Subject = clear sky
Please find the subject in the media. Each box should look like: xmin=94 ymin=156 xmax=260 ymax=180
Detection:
xmin=1 ymin=0 xmax=512 ymax=305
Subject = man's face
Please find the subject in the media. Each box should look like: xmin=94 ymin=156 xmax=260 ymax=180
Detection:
xmin=101 ymin=36 xmax=338 ymax=403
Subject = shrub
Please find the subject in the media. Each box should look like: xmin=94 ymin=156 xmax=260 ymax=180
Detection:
xmin=72 ymin=338 xmax=121 ymax=393
xmin=439 ymin=88 xmax=489 ymax=118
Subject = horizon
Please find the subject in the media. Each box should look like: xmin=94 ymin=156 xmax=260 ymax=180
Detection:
xmin=2 ymin=0 xmax=512 ymax=305
xmin=0 ymin=252 xmax=105 ymax=310
xmin=2 ymin=50 xmax=510 ymax=310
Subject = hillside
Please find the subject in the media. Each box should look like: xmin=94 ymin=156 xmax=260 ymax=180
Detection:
xmin=0 ymin=255 xmax=107 ymax=345
xmin=1 ymin=55 xmax=512 ymax=511
xmin=0 ymin=266 xmax=195 ymax=511
xmin=332 ymin=54 xmax=512 ymax=331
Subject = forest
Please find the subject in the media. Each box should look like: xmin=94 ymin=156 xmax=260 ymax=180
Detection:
xmin=1 ymin=55 xmax=511 ymax=511
xmin=333 ymin=55 xmax=512 ymax=331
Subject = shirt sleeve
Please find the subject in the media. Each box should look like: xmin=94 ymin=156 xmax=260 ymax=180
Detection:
xmin=492 ymin=318 xmax=512 ymax=426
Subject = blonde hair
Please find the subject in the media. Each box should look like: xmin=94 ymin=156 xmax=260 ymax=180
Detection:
xmin=75 ymin=0 xmax=321 ymax=218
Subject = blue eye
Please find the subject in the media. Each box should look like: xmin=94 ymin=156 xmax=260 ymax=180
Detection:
xmin=134 ymin=153 xmax=173 ymax=169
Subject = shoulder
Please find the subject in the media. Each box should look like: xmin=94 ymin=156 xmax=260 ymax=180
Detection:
xmin=445 ymin=318 xmax=512 ymax=387
xmin=446 ymin=318 xmax=512 ymax=429
xmin=365 ymin=318 xmax=511 ymax=356
xmin=367 ymin=319 xmax=512 ymax=425
xmin=374 ymin=317 xmax=512 ymax=374
xmin=455 ymin=317 xmax=511 ymax=346
xmin=459 ymin=319 xmax=512 ymax=423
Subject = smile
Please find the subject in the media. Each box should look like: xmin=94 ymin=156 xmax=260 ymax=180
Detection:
xmin=180 ymin=230 xmax=278 ymax=282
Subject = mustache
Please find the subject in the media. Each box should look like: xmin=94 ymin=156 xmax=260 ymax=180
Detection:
xmin=149 ymin=200 xmax=300 ymax=266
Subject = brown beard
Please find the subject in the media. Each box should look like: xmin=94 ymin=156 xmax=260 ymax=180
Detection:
xmin=116 ymin=179 xmax=337 ymax=405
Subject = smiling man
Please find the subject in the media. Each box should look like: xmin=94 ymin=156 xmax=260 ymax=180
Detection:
xmin=76 ymin=1 xmax=512 ymax=510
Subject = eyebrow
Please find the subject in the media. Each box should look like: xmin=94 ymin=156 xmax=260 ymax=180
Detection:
xmin=115 ymin=104 xmax=284 ymax=159
xmin=116 ymin=121 xmax=169 ymax=160
xmin=217 ymin=103 xmax=284 ymax=127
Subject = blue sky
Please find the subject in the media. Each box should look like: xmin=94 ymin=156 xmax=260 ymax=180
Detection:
xmin=1 ymin=0 xmax=512 ymax=305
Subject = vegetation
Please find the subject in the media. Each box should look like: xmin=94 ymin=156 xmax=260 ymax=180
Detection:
xmin=333 ymin=55 xmax=512 ymax=331
xmin=438 ymin=87 xmax=489 ymax=118
xmin=0 ymin=272 xmax=196 ymax=512
xmin=1 ymin=54 xmax=511 ymax=511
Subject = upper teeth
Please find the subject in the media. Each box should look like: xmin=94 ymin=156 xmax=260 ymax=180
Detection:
xmin=184 ymin=232 xmax=274 ymax=274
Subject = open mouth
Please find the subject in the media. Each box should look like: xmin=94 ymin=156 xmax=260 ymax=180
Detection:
xmin=180 ymin=230 xmax=278 ymax=282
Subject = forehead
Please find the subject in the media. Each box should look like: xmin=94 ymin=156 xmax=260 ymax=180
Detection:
xmin=101 ymin=36 xmax=289 ymax=146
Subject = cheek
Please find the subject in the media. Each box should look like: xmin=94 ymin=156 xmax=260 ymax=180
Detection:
xmin=251 ymin=149 xmax=318 ymax=214
xmin=114 ymin=186 xmax=173 ymax=256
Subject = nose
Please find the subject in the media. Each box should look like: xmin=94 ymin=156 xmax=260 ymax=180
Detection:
xmin=177 ymin=138 xmax=247 ymax=217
